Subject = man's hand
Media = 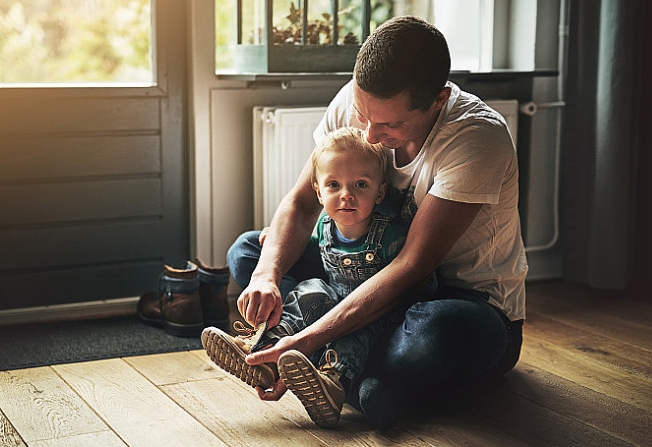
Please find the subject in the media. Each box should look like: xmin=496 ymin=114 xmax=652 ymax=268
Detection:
xmin=248 ymin=335 xmax=312 ymax=402
xmin=245 ymin=334 xmax=311 ymax=365
xmin=236 ymin=278 xmax=283 ymax=327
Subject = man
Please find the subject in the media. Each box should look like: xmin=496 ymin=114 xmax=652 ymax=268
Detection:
xmin=224 ymin=15 xmax=527 ymax=427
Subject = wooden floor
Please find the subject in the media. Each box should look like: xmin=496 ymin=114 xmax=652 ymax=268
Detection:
xmin=1 ymin=280 xmax=651 ymax=447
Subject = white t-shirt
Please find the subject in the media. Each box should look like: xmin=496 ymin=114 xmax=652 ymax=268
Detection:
xmin=313 ymin=80 xmax=528 ymax=320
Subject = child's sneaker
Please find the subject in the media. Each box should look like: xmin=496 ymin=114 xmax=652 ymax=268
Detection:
xmin=278 ymin=349 xmax=345 ymax=428
xmin=201 ymin=322 xmax=279 ymax=389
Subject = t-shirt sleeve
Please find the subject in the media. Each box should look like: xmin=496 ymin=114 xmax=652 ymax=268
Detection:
xmin=429 ymin=121 xmax=516 ymax=205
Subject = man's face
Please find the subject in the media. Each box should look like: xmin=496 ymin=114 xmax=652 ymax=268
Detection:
xmin=352 ymin=83 xmax=440 ymax=151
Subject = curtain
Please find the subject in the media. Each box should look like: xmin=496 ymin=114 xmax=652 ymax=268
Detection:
xmin=561 ymin=0 xmax=645 ymax=289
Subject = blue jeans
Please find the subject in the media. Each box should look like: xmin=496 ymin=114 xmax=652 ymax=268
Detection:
xmin=227 ymin=231 xmax=523 ymax=401
xmin=274 ymin=277 xmax=409 ymax=384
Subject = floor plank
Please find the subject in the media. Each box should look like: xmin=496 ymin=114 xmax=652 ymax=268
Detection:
xmin=26 ymin=431 xmax=127 ymax=447
xmin=520 ymin=322 xmax=652 ymax=413
xmin=162 ymin=374 xmax=333 ymax=446
xmin=52 ymin=358 xmax=225 ymax=446
xmin=526 ymin=281 xmax=652 ymax=352
xmin=0 ymin=409 xmax=27 ymax=447
xmin=400 ymin=409 xmax=534 ymax=447
xmin=122 ymin=350 xmax=222 ymax=386
xmin=523 ymin=313 xmax=652 ymax=380
xmin=503 ymin=362 xmax=652 ymax=447
xmin=0 ymin=366 xmax=110 ymax=444
xmin=461 ymin=380 xmax=636 ymax=447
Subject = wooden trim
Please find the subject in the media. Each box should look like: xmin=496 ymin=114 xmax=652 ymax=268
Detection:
xmin=0 ymin=297 xmax=138 ymax=326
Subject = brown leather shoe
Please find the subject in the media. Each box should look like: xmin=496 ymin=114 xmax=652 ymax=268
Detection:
xmin=137 ymin=261 xmax=203 ymax=337
xmin=195 ymin=258 xmax=230 ymax=331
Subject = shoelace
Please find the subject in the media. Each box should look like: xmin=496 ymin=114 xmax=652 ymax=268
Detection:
xmin=233 ymin=320 xmax=267 ymax=347
xmin=233 ymin=320 xmax=256 ymax=338
xmin=320 ymin=349 xmax=339 ymax=373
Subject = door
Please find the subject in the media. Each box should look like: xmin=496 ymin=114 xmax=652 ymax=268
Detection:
xmin=0 ymin=0 xmax=189 ymax=310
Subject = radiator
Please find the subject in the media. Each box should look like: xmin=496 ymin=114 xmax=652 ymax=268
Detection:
xmin=252 ymin=100 xmax=518 ymax=228
xmin=253 ymin=106 xmax=327 ymax=228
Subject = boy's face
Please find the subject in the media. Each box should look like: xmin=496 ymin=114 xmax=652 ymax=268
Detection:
xmin=313 ymin=149 xmax=386 ymax=240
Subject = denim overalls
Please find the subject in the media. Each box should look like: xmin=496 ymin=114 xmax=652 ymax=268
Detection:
xmin=276 ymin=213 xmax=431 ymax=384
xmin=320 ymin=213 xmax=392 ymax=299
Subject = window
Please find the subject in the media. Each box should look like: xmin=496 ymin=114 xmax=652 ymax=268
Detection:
xmin=0 ymin=0 xmax=153 ymax=85
xmin=432 ymin=0 xmax=495 ymax=72
xmin=215 ymin=0 xmax=536 ymax=74
xmin=215 ymin=0 xmax=402 ymax=73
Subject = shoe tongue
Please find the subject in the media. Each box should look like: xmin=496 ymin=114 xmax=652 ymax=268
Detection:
xmin=247 ymin=321 xmax=267 ymax=347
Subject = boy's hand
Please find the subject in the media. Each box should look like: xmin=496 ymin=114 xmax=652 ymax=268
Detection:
xmin=258 ymin=227 xmax=270 ymax=245
xmin=255 ymin=379 xmax=287 ymax=401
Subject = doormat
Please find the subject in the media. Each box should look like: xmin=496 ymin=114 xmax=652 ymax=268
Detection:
xmin=0 ymin=315 xmax=205 ymax=371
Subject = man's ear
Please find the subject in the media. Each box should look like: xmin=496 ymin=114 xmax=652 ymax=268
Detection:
xmin=376 ymin=182 xmax=387 ymax=204
xmin=434 ymin=87 xmax=452 ymax=110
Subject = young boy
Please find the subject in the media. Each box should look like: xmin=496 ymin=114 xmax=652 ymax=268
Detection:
xmin=202 ymin=127 xmax=436 ymax=427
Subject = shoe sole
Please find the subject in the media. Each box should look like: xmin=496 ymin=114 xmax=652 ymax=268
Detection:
xmin=278 ymin=350 xmax=341 ymax=428
xmin=201 ymin=327 xmax=277 ymax=389
xmin=138 ymin=310 xmax=203 ymax=338
xmin=164 ymin=320 xmax=203 ymax=338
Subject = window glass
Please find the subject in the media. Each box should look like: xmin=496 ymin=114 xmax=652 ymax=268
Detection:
xmin=216 ymin=0 xmax=396 ymax=72
xmin=215 ymin=0 xmax=495 ymax=73
xmin=0 ymin=0 xmax=152 ymax=85
xmin=433 ymin=0 xmax=494 ymax=72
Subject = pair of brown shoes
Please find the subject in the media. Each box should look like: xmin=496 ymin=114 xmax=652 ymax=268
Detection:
xmin=137 ymin=259 xmax=230 ymax=337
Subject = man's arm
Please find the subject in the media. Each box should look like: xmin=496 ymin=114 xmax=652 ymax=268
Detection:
xmin=248 ymin=194 xmax=483 ymax=360
xmin=237 ymin=159 xmax=323 ymax=327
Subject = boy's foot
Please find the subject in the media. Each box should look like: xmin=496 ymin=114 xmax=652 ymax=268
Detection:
xmin=278 ymin=349 xmax=345 ymax=428
xmin=201 ymin=322 xmax=279 ymax=390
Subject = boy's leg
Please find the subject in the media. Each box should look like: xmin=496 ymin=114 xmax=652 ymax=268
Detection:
xmin=277 ymin=310 xmax=402 ymax=429
xmin=227 ymin=231 xmax=325 ymax=301
xmin=251 ymin=278 xmax=339 ymax=351
xmin=273 ymin=279 xmax=349 ymax=428
xmin=325 ymin=306 xmax=404 ymax=390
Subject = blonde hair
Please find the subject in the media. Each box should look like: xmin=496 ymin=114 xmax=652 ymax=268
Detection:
xmin=311 ymin=127 xmax=388 ymax=186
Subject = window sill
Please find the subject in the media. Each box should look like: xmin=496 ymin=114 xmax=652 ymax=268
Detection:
xmin=215 ymin=69 xmax=558 ymax=86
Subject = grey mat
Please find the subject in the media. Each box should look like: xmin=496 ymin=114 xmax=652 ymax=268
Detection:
xmin=0 ymin=315 xmax=204 ymax=371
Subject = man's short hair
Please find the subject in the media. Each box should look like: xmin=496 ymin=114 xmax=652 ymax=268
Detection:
xmin=354 ymin=16 xmax=451 ymax=111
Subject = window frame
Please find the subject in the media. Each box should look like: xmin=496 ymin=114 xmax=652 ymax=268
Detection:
xmin=0 ymin=0 xmax=161 ymax=98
